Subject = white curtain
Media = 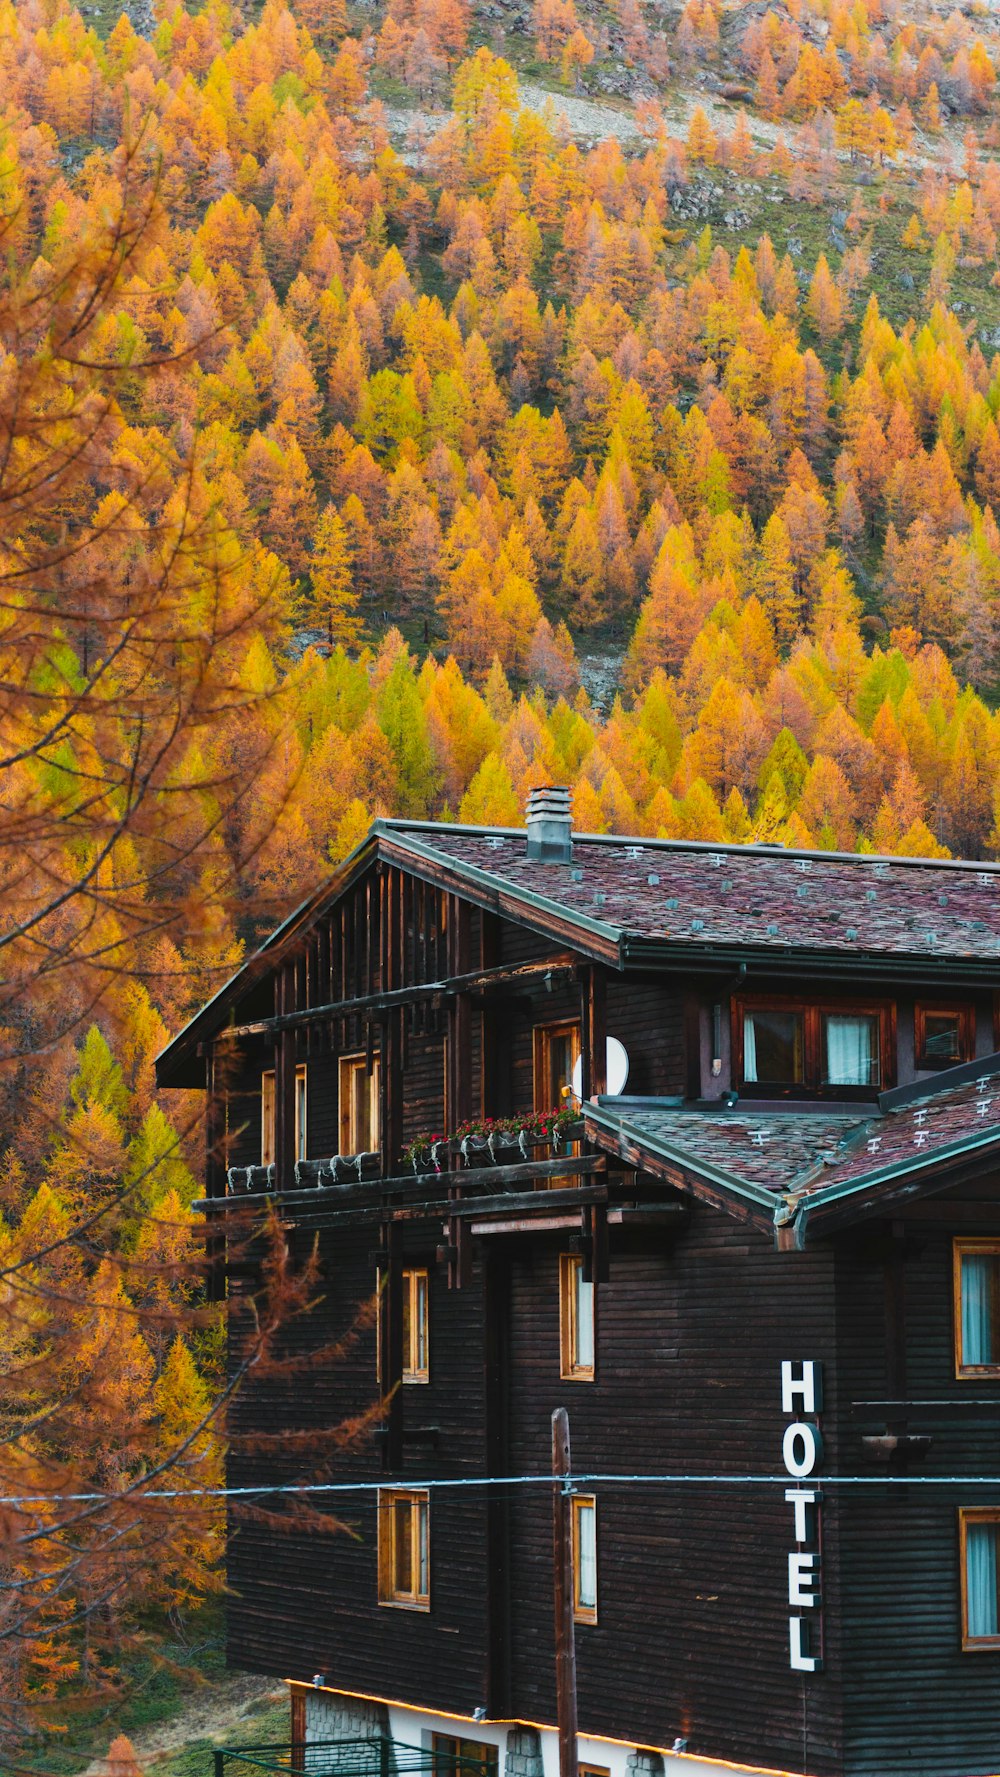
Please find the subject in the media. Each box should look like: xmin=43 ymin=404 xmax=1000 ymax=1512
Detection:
xmin=576 ymin=1271 xmax=595 ymax=1370
xmin=967 ymin=1521 xmax=998 ymax=1639
xmin=577 ymin=1503 xmax=597 ymax=1610
xmin=962 ymin=1255 xmax=995 ymax=1367
xmin=744 ymin=1015 xmax=758 ymax=1083
xmin=825 ymin=1015 xmax=874 ymax=1086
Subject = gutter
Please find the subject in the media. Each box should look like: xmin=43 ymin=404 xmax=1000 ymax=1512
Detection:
xmin=621 ymin=935 xmax=1000 ymax=985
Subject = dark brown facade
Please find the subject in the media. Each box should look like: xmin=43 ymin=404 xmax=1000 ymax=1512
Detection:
xmin=158 ymin=810 xmax=1000 ymax=1777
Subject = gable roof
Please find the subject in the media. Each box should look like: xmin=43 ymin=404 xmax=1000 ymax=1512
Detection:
xmin=586 ymin=1053 xmax=1000 ymax=1245
xmin=157 ymin=813 xmax=1000 ymax=1087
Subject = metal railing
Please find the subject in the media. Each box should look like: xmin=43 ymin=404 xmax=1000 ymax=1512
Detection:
xmin=214 ymin=1736 xmax=496 ymax=1777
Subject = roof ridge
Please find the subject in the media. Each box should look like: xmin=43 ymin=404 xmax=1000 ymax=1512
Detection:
xmin=384 ymin=817 xmax=1000 ymax=877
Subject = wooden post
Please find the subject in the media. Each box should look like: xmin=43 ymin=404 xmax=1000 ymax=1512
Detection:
xmin=551 ymin=1407 xmax=578 ymax=1777
xmin=275 ymin=964 xmax=297 ymax=1194
xmin=385 ymin=1217 xmax=404 ymax=1469
xmin=204 ymin=1045 xmax=226 ymax=1302
xmin=580 ymin=966 xmax=607 ymax=1104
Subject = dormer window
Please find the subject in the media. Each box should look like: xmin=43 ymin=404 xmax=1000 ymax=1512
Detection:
xmin=736 ymin=998 xmax=891 ymax=1097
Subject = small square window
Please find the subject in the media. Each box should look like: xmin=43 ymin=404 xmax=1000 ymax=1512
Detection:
xmin=916 ymin=1004 xmax=974 ymax=1070
xmin=378 ymin=1489 xmax=429 ymax=1609
xmin=560 ymin=1253 xmax=595 ymax=1380
xmin=572 ymin=1495 xmax=598 ymax=1623
xmin=743 ymin=1009 xmax=805 ymax=1085
xmin=960 ymin=1510 xmax=1000 ymax=1648
xmin=954 ymin=1240 xmax=1000 ymax=1376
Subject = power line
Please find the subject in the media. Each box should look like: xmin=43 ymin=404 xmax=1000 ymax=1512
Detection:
xmin=4 ymin=1471 xmax=1000 ymax=1507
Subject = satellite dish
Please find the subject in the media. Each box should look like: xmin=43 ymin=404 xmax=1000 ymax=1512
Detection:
xmin=572 ymin=1037 xmax=629 ymax=1101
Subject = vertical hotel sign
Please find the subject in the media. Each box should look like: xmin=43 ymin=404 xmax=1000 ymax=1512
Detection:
xmin=781 ymin=1360 xmax=823 ymax=1674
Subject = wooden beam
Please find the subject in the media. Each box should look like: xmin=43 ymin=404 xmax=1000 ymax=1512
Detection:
xmin=470 ymin=1213 xmax=589 ymax=1236
xmin=456 ymin=1181 xmax=608 ymax=1219
xmin=224 ymin=956 xmax=578 ymax=1040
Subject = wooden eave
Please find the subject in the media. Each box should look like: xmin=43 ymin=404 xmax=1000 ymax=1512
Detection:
xmin=584 ymin=1102 xmax=782 ymax=1239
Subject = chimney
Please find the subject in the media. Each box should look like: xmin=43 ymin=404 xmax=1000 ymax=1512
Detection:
xmin=525 ymin=785 xmax=573 ymax=863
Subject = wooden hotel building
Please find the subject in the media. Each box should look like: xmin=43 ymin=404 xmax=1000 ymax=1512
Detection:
xmin=158 ymin=788 xmax=1000 ymax=1777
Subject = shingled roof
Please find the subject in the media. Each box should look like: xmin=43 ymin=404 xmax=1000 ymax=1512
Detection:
xmin=586 ymin=1054 xmax=1000 ymax=1245
xmin=157 ymin=812 xmax=1000 ymax=1086
xmin=386 ymin=822 xmax=1000 ymax=969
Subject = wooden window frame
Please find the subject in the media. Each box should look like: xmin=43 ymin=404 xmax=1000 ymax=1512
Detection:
xmin=732 ymin=994 xmax=895 ymax=1098
xmin=572 ymin=1493 xmax=598 ymax=1624
xmin=533 ymin=1019 xmax=582 ymax=1114
xmin=375 ymin=1265 xmax=430 ymax=1385
xmin=560 ymin=1252 xmax=595 ymax=1381
xmin=579 ymin=1767 xmax=610 ymax=1777
xmin=959 ymin=1508 xmax=1000 ymax=1650
xmin=338 ymin=1052 xmax=380 ymax=1155
xmin=915 ymin=1002 xmax=975 ymax=1070
xmin=403 ymin=1266 xmax=429 ymax=1383
xmin=953 ymin=1238 xmax=1000 ymax=1379
xmin=261 ymin=1064 xmax=307 ymax=1165
xmin=431 ymin=1736 xmax=498 ymax=1777
xmin=377 ymin=1488 xmax=429 ymax=1610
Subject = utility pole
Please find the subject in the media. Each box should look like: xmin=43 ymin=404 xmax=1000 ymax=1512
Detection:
xmin=552 ymin=1407 xmax=579 ymax=1777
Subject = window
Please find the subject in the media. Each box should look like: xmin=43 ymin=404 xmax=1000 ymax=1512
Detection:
xmin=820 ymin=1013 xmax=879 ymax=1087
xmin=916 ymin=1003 xmax=974 ymax=1069
xmin=560 ymin=1253 xmax=595 ymax=1380
xmin=339 ymin=1053 xmax=380 ymax=1154
xmin=378 ymin=1489 xmax=429 ymax=1608
xmin=579 ymin=1766 xmax=610 ymax=1777
xmin=572 ymin=1494 xmax=598 ymax=1623
xmin=534 ymin=1020 xmax=581 ymax=1113
xmin=431 ymin=1736 xmax=498 ymax=1777
xmin=960 ymin=1510 xmax=1000 ymax=1648
xmin=261 ymin=1065 xmax=307 ymax=1165
xmin=954 ymin=1240 xmax=1000 ymax=1376
xmin=535 ymin=1021 xmax=581 ymax=1187
xmin=736 ymin=998 xmax=890 ymax=1095
xmin=296 ymin=1068 xmax=307 ymax=1161
xmin=744 ymin=1007 xmax=805 ymax=1085
xmin=403 ymin=1267 xmax=429 ymax=1382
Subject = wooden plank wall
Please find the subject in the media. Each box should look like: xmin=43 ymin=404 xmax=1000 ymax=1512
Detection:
xmin=226 ymin=1220 xmax=494 ymax=1714
xmin=835 ymin=1176 xmax=1000 ymax=1777
xmin=502 ymin=1206 xmax=844 ymax=1777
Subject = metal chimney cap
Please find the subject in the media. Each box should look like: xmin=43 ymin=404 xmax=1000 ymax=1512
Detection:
xmin=525 ymin=784 xmax=573 ymax=862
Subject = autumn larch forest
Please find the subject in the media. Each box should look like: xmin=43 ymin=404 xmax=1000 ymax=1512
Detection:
xmin=2 ymin=0 xmax=1000 ymax=1757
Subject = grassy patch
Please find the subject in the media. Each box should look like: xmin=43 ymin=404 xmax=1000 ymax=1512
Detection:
xmin=148 ymin=1700 xmax=290 ymax=1777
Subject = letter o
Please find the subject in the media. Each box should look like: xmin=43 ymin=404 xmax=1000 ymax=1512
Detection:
xmin=783 ymin=1421 xmax=822 ymax=1479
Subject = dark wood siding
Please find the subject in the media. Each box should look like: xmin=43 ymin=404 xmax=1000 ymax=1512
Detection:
xmin=502 ymin=1205 xmax=844 ymax=1776
xmin=835 ymin=1180 xmax=1000 ymax=1777
xmin=227 ymin=1225 xmax=492 ymax=1714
